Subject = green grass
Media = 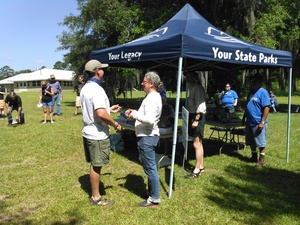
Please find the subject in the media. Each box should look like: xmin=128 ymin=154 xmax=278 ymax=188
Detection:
xmin=0 ymin=91 xmax=300 ymax=224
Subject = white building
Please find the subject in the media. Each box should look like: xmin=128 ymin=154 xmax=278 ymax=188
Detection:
xmin=0 ymin=68 xmax=76 ymax=92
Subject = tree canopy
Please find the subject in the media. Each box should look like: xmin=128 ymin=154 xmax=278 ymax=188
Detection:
xmin=57 ymin=0 xmax=300 ymax=92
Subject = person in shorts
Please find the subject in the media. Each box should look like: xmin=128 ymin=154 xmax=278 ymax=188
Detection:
xmin=81 ymin=59 xmax=122 ymax=206
xmin=242 ymin=73 xmax=270 ymax=167
xmin=184 ymin=72 xmax=207 ymax=179
xmin=38 ymin=80 xmax=54 ymax=124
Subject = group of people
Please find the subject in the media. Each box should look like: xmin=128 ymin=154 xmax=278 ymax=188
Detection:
xmin=37 ymin=74 xmax=63 ymax=124
xmin=37 ymin=73 xmax=86 ymax=124
xmin=80 ymin=60 xmax=270 ymax=209
xmin=2 ymin=73 xmax=85 ymax=125
xmin=1 ymin=59 xmax=271 ymax=208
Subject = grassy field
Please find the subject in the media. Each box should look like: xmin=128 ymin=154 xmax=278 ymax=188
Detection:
xmin=0 ymin=91 xmax=299 ymax=225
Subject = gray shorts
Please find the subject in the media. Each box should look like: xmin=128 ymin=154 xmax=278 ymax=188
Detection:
xmin=83 ymin=137 xmax=111 ymax=167
xmin=246 ymin=123 xmax=268 ymax=148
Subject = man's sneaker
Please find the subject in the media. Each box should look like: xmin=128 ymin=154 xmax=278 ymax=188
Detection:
xmin=250 ymin=153 xmax=258 ymax=163
xmin=256 ymin=156 xmax=265 ymax=167
xmin=90 ymin=197 xmax=115 ymax=206
xmin=138 ymin=199 xmax=159 ymax=208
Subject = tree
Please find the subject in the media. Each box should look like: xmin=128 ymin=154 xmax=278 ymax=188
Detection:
xmin=53 ymin=61 xmax=67 ymax=70
xmin=251 ymin=0 xmax=300 ymax=92
xmin=0 ymin=66 xmax=15 ymax=80
xmin=15 ymin=69 xmax=32 ymax=75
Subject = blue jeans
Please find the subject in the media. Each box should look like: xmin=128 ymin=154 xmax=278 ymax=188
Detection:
xmin=7 ymin=107 xmax=24 ymax=124
xmin=137 ymin=136 xmax=160 ymax=203
xmin=51 ymin=93 xmax=61 ymax=115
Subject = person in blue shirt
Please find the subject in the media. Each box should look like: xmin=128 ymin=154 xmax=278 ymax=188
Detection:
xmin=218 ymin=83 xmax=238 ymax=122
xmin=242 ymin=73 xmax=270 ymax=167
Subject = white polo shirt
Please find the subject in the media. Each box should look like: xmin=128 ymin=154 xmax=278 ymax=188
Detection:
xmin=80 ymin=81 xmax=110 ymax=140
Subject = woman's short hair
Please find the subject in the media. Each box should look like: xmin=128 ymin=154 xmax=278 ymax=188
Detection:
xmin=144 ymin=71 xmax=164 ymax=92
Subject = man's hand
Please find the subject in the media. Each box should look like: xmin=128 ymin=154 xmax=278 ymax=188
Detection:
xmin=110 ymin=104 xmax=122 ymax=113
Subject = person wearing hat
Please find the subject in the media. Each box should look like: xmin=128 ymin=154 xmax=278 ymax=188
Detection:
xmin=80 ymin=59 xmax=122 ymax=206
xmin=49 ymin=74 xmax=63 ymax=116
xmin=242 ymin=73 xmax=270 ymax=167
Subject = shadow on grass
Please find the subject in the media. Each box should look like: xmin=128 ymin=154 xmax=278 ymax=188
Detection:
xmin=116 ymin=174 xmax=147 ymax=198
xmin=78 ymin=174 xmax=113 ymax=198
xmin=206 ymin=164 xmax=300 ymax=224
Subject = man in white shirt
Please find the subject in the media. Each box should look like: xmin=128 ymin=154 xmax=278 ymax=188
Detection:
xmin=80 ymin=59 xmax=122 ymax=206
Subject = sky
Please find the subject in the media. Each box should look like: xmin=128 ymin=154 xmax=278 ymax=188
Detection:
xmin=0 ymin=0 xmax=79 ymax=72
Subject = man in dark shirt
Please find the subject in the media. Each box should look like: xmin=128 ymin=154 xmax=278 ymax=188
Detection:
xmin=5 ymin=91 xmax=24 ymax=125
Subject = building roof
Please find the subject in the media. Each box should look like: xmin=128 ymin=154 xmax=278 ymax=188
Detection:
xmin=0 ymin=68 xmax=75 ymax=84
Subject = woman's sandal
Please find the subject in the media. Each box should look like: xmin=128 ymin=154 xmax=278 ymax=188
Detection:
xmin=185 ymin=171 xmax=200 ymax=178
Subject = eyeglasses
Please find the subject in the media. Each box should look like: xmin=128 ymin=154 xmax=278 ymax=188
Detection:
xmin=225 ymin=85 xmax=230 ymax=87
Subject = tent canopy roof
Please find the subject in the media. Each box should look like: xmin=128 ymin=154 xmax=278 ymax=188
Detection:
xmin=90 ymin=3 xmax=292 ymax=71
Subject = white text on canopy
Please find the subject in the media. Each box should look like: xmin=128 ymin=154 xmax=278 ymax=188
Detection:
xmin=108 ymin=51 xmax=143 ymax=61
xmin=212 ymin=47 xmax=278 ymax=64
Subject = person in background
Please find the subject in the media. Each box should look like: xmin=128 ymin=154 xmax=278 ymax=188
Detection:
xmin=242 ymin=73 xmax=270 ymax=167
xmin=81 ymin=59 xmax=122 ymax=206
xmin=38 ymin=80 xmax=54 ymax=124
xmin=5 ymin=91 xmax=24 ymax=125
xmin=269 ymin=91 xmax=278 ymax=113
xmin=160 ymin=84 xmax=167 ymax=99
xmin=49 ymin=74 xmax=62 ymax=116
xmin=0 ymin=85 xmax=6 ymax=118
xmin=73 ymin=75 xmax=85 ymax=116
xmin=218 ymin=83 xmax=238 ymax=122
xmin=185 ymin=72 xmax=207 ymax=179
xmin=125 ymin=71 xmax=163 ymax=208
xmin=158 ymin=96 xmax=174 ymax=128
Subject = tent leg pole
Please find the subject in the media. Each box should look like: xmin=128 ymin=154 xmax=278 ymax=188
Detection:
xmin=168 ymin=57 xmax=183 ymax=199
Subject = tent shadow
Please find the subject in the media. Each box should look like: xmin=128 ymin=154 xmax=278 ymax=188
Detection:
xmin=206 ymin=164 xmax=300 ymax=224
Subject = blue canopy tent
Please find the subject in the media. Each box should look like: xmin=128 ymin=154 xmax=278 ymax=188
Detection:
xmin=90 ymin=3 xmax=293 ymax=198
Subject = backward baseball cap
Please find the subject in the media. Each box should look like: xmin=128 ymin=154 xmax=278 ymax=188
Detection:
xmin=85 ymin=59 xmax=109 ymax=72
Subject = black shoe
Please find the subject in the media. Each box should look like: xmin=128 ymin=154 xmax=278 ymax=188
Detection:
xmin=250 ymin=153 xmax=258 ymax=162
xmin=185 ymin=171 xmax=201 ymax=178
xmin=138 ymin=200 xmax=159 ymax=208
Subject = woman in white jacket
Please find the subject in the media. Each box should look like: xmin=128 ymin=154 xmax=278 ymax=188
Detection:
xmin=125 ymin=71 xmax=163 ymax=208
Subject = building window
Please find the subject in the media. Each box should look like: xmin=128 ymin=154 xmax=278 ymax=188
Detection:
xmin=32 ymin=81 xmax=41 ymax=87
